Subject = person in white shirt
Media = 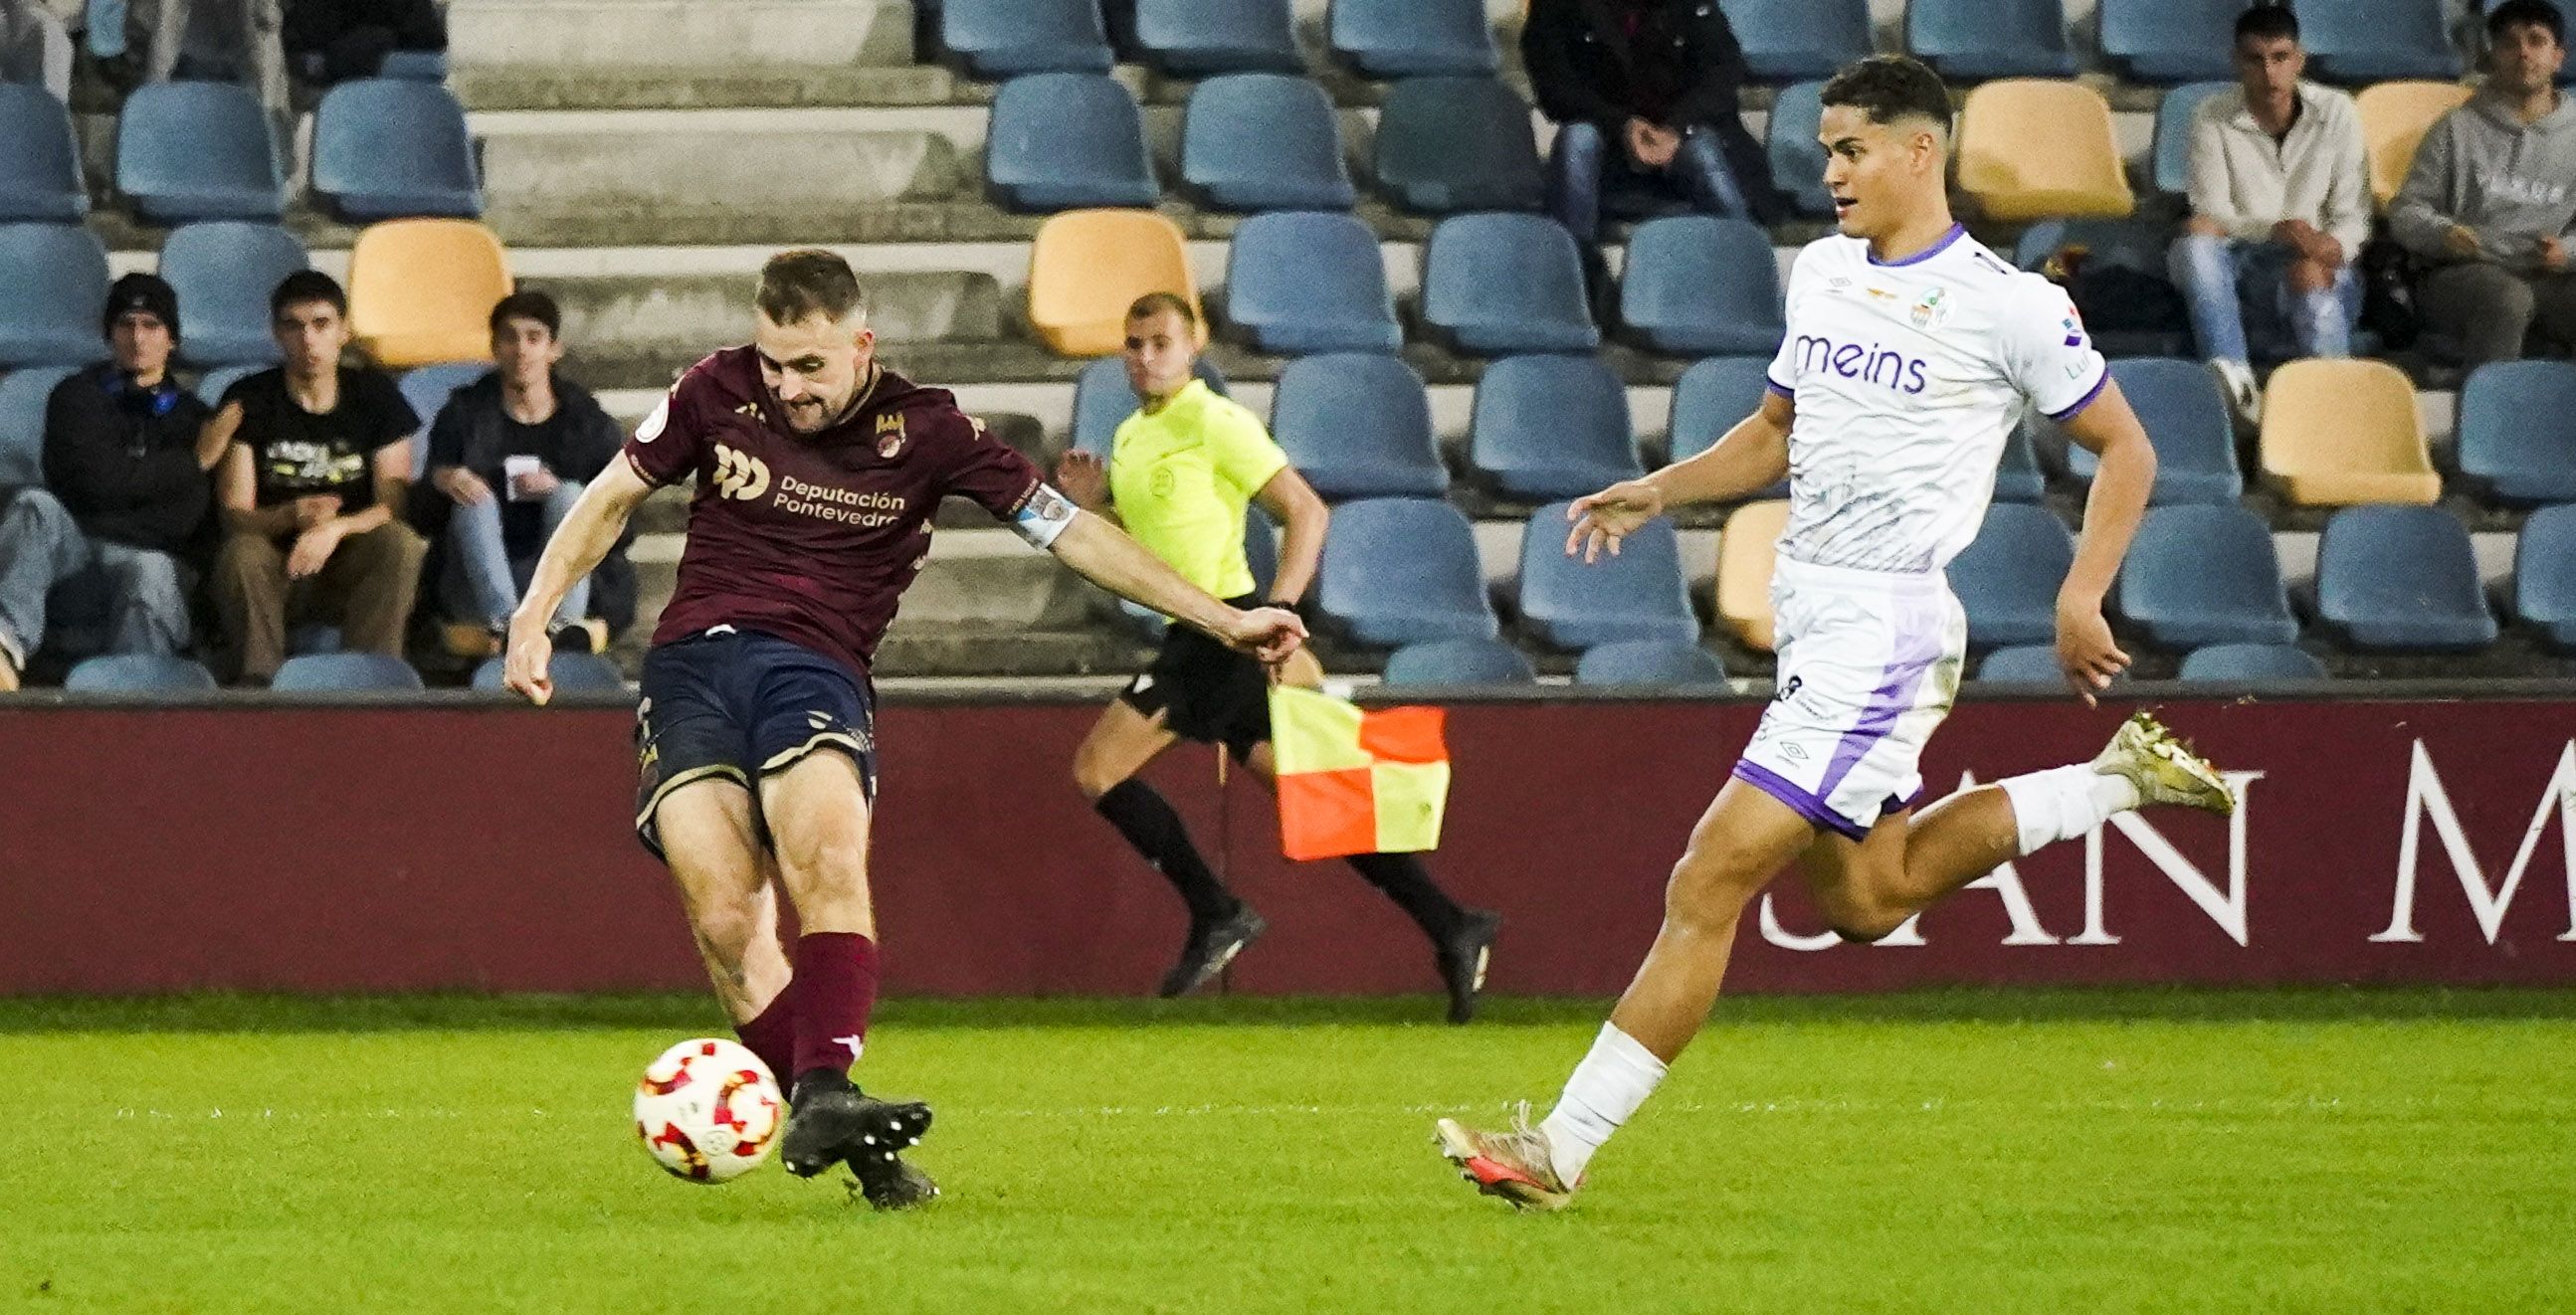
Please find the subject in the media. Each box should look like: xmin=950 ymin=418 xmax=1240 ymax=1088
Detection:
xmin=1432 ymin=55 xmax=2239 ymax=1213
xmin=2170 ymin=3 xmax=2371 ymax=420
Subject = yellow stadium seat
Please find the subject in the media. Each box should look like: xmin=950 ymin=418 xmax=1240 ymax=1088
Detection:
xmin=346 ymin=219 xmax=510 ymax=368
xmin=2357 ymin=81 xmax=2474 ymax=209
xmin=2259 ymin=359 xmax=2441 ymax=506
xmin=1715 ymin=499 xmax=1791 ymax=653
xmin=1028 ymin=209 xmax=1203 ymax=357
xmin=1956 ymin=80 xmax=2135 ymax=223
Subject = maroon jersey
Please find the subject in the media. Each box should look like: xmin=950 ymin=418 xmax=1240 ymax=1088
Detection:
xmin=624 ymin=349 xmax=1045 ymax=678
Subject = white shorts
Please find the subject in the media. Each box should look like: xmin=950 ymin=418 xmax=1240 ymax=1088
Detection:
xmin=1734 ymin=556 xmax=1968 ymax=839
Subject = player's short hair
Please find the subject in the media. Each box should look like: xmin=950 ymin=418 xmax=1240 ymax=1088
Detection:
xmin=1124 ymin=291 xmax=1199 ymax=328
xmin=1820 ymin=55 xmax=1954 ymax=138
xmin=270 ymin=269 xmax=346 ymax=319
xmin=2234 ymin=3 xmax=2298 ymax=46
xmin=2489 ymin=0 xmax=2565 ymax=46
xmin=755 ymin=249 xmax=867 ymax=326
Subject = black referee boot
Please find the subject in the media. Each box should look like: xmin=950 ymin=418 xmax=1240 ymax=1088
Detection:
xmin=1159 ymin=904 xmax=1267 ymax=998
xmin=1437 ymin=909 xmax=1503 ymax=1025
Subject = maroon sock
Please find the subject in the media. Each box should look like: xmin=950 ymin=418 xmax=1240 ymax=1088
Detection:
xmin=790 ymin=932 xmax=881 ymax=1083
xmin=733 ymin=991 xmax=796 ymax=1087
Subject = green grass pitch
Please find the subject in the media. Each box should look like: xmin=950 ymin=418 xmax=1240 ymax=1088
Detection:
xmin=8 ymin=991 xmax=2574 ymax=1314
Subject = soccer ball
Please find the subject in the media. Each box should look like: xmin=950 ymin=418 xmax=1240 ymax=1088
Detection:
xmin=634 ymin=1038 xmax=783 ymax=1184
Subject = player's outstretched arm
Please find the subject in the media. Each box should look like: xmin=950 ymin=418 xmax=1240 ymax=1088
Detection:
xmin=502 ymin=457 xmax=656 ymax=704
xmin=2057 ymin=380 xmax=2157 ymax=705
xmin=1568 ymin=390 xmax=1791 ymax=562
xmin=1047 ymin=507 xmax=1307 ymax=663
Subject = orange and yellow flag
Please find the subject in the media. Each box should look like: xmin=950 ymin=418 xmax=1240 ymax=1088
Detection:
xmin=1268 ymin=685 xmax=1451 ymax=860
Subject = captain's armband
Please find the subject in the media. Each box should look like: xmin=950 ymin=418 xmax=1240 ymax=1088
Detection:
xmin=1011 ymin=482 xmax=1079 ymax=549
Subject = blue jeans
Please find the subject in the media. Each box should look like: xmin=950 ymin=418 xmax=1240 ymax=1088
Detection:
xmin=1546 ymin=121 xmax=1753 ymax=246
xmin=2168 ymin=233 xmax=2361 ymax=365
xmin=440 ymin=480 xmax=587 ymax=630
xmin=0 ymin=487 xmax=193 ymax=665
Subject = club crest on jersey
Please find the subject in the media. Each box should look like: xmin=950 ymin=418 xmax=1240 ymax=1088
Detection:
xmin=1910 ymin=286 xmax=1952 ymax=330
xmin=876 ymin=412 xmax=905 ymax=459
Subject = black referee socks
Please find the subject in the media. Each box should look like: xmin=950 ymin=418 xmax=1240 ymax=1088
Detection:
xmin=1094 ymin=779 xmax=1244 ymax=925
xmin=1346 ymin=851 xmax=1468 ymax=944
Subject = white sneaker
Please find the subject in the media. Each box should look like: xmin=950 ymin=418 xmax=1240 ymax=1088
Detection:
xmin=2210 ymin=359 xmax=2262 ymax=428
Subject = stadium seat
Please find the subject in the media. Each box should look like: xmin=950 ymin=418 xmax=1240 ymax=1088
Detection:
xmin=270 ymin=653 xmax=426 ymax=691
xmin=2098 ymin=0 xmax=2243 ymax=83
xmin=1223 ymin=211 xmax=1400 ymax=354
xmin=1973 ymin=645 xmax=2065 ymax=682
xmin=1956 ymin=81 xmax=2134 ymax=222
xmin=2259 ymin=359 xmax=2439 ymax=506
xmin=0 ymin=84 xmax=87 ymax=221
xmin=2456 ymin=361 xmax=2576 ymax=506
xmin=1906 ymin=0 xmax=2077 ymax=81
xmin=1315 ymin=497 xmax=1498 ymax=646
xmin=1617 ymin=216 xmax=1784 ymax=357
xmin=398 ymin=362 xmax=490 ymax=478
xmin=2151 ymin=83 xmax=2232 ymax=196
xmin=63 ymin=654 xmax=220 ymax=692
xmin=1029 ymin=210 xmax=1200 ymax=357
xmin=1181 ymin=75 xmax=1355 ymax=213
xmin=986 ymin=74 xmax=1156 ymax=213
xmin=1132 ymin=0 xmax=1299 ymax=76
xmin=1326 ymin=0 xmax=1497 ymax=77
xmin=378 ymin=49 xmax=449 ymax=81
xmin=310 ymin=80 xmax=483 ymax=221
xmin=2297 ymin=0 xmax=2461 ymax=83
xmin=940 ymin=0 xmax=1114 ymax=76
xmin=1419 ymin=213 xmax=1598 ymax=355
xmin=1372 ymin=78 xmax=1544 ymax=215
xmin=1720 ymin=0 xmax=1872 ymax=83
xmin=158 ymin=222 xmax=306 ymax=367
xmin=1574 ymin=640 xmax=1727 ymax=687
xmin=1519 ymin=502 xmax=1696 ymax=650
xmin=194 ymin=363 xmax=264 ymax=408
xmin=1764 ymin=81 xmax=1832 ymax=219
xmin=2060 ymin=358 xmax=2241 ymax=504
xmin=113 ymin=81 xmax=285 ymax=223
xmin=2116 ymin=504 xmax=2298 ymax=649
xmin=1380 ymin=638 xmax=1535 ymax=686
xmin=1715 ymin=498 xmax=1788 ymax=651
xmin=1069 ymin=353 xmax=1230 ymax=457
xmin=1270 ymin=353 xmax=1447 ymax=498
xmin=0 ymin=223 xmax=110 ymax=366
xmin=2357 ymin=82 xmax=2475 ymax=209
xmin=1469 ymin=355 xmax=1641 ymax=502
xmin=472 ymin=652 xmax=625 ymax=692
xmin=1991 ymin=425 xmax=2047 ymax=503
xmin=0 ymin=366 xmax=79 ymax=485
xmin=2513 ymin=504 xmax=2576 ymax=652
xmin=2011 ymin=219 xmax=2193 ymax=357
xmin=1946 ymin=502 xmax=2075 ymax=649
xmin=2178 ymin=643 xmax=2327 ymax=681
xmin=345 ymin=219 xmax=510 ymax=368
xmin=1667 ymin=355 xmax=1785 ymax=477
xmin=2316 ymin=505 xmax=2497 ymax=653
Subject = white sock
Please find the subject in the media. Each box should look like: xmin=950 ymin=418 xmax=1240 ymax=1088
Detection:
xmin=1998 ymin=764 xmax=2141 ymax=856
xmin=1537 ymin=1024 xmax=1668 ymax=1186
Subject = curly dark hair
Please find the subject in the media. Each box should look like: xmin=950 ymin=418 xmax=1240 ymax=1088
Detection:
xmin=1819 ymin=55 xmax=1953 ymax=136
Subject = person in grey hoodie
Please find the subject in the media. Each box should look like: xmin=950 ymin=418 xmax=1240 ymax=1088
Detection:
xmin=2390 ymin=0 xmax=2576 ymax=367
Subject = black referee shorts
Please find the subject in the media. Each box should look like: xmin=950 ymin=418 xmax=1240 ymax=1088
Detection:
xmin=1117 ymin=596 xmax=1270 ymax=762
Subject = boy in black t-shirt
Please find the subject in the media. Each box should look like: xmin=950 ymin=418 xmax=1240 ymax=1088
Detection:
xmin=203 ymin=271 xmax=427 ymax=685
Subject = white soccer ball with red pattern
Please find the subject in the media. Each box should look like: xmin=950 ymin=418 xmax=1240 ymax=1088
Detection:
xmin=634 ymin=1038 xmax=783 ymax=1184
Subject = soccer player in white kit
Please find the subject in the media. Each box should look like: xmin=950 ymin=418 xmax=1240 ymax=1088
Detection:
xmin=1436 ymin=56 xmax=2239 ymax=1211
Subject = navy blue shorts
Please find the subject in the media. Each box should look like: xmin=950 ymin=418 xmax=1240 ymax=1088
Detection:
xmin=633 ymin=628 xmax=877 ymax=860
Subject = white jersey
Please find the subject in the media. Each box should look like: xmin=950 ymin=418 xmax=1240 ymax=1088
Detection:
xmin=1762 ymin=225 xmax=2107 ymax=575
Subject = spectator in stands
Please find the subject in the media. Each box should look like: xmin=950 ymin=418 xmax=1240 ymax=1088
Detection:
xmin=0 ymin=0 xmax=78 ymax=99
xmin=283 ymin=0 xmax=443 ymax=86
xmin=2390 ymin=0 xmax=2576 ymax=368
xmin=202 ymin=270 xmax=425 ymax=685
xmin=421 ymin=290 xmax=625 ymax=655
xmin=0 ymin=275 xmax=214 ymax=692
xmin=2169 ymin=3 xmax=2369 ymax=422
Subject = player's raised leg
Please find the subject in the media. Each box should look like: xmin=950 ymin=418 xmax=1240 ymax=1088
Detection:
xmin=1073 ymin=697 xmax=1268 ymax=997
xmin=649 ymin=778 xmax=796 ymax=1078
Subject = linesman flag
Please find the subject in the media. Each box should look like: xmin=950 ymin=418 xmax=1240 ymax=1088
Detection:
xmin=1267 ymin=684 xmax=1451 ymax=860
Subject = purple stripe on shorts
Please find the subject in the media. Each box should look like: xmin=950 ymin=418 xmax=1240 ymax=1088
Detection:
xmin=1732 ymin=761 xmax=1870 ymax=841
xmin=1812 ymin=596 xmax=1944 ymax=806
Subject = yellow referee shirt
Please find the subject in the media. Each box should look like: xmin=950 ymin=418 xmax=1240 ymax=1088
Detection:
xmin=1108 ymin=379 xmax=1288 ymax=599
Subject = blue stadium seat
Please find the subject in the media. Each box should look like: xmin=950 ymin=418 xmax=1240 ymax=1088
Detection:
xmin=63 ymin=654 xmax=220 ymax=692
xmin=1223 ymin=211 xmax=1400 ymax=353
xmin=1470 ymin=355 xmax=1641 ymax=502
xmin=1271 ymin=353 xmax=1447 ymax=499
xmin=941 ymin=0 xmax=1114 ymax=76
xmin=1421 ymin=213 xmax=1598 ymax=355
xmin=986 ymin=74 xmax=1156 ymax=212
xmin=1520 ymin=503 xmax=1696 ymax=650
xmin=1667 ymin=356 xmax=1795 ymax=502
xmin=1316 ymin=497 xmax=1498 ymax=646
xmin=399 ymin=362 xmax=488 ymax=478
xmin=378 ymin=49 xmax=449 ymax=81
xmin=270 ymin=653 xmax=426 ymax=691
xmin=1327 ymin=0 xmax=1496 ymax=77
xmin=1182 ymin=75 xmax=1355 ymax=212
xmin=1133 ymin=0 xmax=1299 ymax=76
xmin=2062 ymin=359 xmax=2241 ymax=504
xmin=1906 ymin=0 xmax=2077 ymax=80
xmin=472 ymin=652 xmax=625 ymax=692
xmin=1381 ymin=638 xmax=1534 ymax=685
xmin=1946 ymin=502 xmax=2075 ymax=649
xmin=0 ymin=84 xmax=87 ymax=221
xmin=2315 ymin=505 xmax=2497 ymax=653
xmin=2099 ymin=0 xmax=2244 ymax=83
xmin=2116 ymin=504 xmax=2298 ymax=649
xmin=1575 ymin=639 xmax=1727 ymax=686
xmin=114 ymin=82 xmax=285 ymax=223
xmin=0 ymin=366 xmax=78 ymax=485
xmin=158 ymin=222 xmax=306 ymax=366
xmin=1372 ymin=78 xmax=1544 ymax=214
xmin=2457 ymin=361 xmax=2576 ymax=505
xmin=1070 ymin=354 xmax=1229 ymax=457
xmin=194 ymin=363 xmax=265 ymax=408
xmin=2297 ymin=0 xmax=2460 ymax=83
xmin=1720 ymin=0 xmax=1873 ymax=83
xmin=0 ymin=223 xmax=110 ymax=366
xmin=2014 ymin=220 xmax=2194 ymax=357
xmin=1994 ymin=425 xmax=2047 ymax=502
xmin=2152 ymin=83 xmax=2231 ymax=196
xmin=1618 ymin=216 xmax=1784 ymax=357
xmin=1764 ymin=81 xmax=1833 ymax=219
xmin=1974 ymin=644 xmax=2065 ymax=682
xmin=2178 ymin=644 xmax=2327 ymax=681
xmin=310 ymin=80 xmax=484 ymax=221
xmin=2512 ymin=504 xmax=2576 ymax=652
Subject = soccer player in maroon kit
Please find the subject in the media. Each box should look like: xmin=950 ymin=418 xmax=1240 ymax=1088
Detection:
xmin=501 ymin=252 xmax=1305 ymax=1209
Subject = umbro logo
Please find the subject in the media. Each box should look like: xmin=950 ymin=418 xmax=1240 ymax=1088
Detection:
xmin=712 ymin=444 xmax=770 ymax=500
